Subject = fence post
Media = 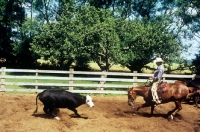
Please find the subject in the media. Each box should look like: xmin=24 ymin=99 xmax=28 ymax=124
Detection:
xmin=97 ymin=70 xmax=106 ymax=91
xmin=163 ymin=75 xmax=166 ymax=81
xmin=69 ymin=68 xmax=74 ymax=91
xmin=1 ymin=67 xmax=6 ymax=92
xmin=133 ymin=71 xmax=137 ymax=87
xmin=192 ymin=74 xmax=196 ymax=80
xmin=35 ymin=69 xmax=38 ymax=93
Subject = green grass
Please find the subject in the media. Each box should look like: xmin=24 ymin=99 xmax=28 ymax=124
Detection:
xmin=4 ymin=91 xmax=37 ymax=95
xmin=88 ymin=62 xmax=130 ymax=72
xmin=88 ymin=61 xmax=192 ymax=74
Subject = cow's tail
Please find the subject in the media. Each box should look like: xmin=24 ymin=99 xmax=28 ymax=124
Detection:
xmin=33 ymin=93 xmax=40 ymax=114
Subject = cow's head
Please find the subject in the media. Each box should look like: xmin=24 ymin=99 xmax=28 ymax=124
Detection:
xmin=85 ymin=95 xmax=94 ymax=107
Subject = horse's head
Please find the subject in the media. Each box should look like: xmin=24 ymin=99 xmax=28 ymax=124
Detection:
xmin=127 ymin=86 xmax=137 ymax=107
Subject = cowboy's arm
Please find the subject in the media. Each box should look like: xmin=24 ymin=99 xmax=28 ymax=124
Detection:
xmin=154 ymin=67 xmax=164 ymax=81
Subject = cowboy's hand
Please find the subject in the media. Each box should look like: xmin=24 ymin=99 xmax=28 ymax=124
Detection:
xmin=149 ymin=77 xmax=154 ymax=80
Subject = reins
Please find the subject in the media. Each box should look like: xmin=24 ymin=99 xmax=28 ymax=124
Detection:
xmin=144 ymin=79 xmax=152 ymax=87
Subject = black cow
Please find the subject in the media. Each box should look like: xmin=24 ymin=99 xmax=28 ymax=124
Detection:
xmin=34 ymin=89 xmax=94 ymax=120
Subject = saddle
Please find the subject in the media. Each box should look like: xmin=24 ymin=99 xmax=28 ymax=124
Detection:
xmin=157 ymin=82 xmax=169 ymax=93
xmin=156 ymin=82 xmax=168 ymax=101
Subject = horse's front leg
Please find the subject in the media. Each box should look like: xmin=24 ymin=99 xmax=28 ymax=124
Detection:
xmin=168 ymin=101 xmax=182 ymax=121
xmin=136 ymin=103 xmax=152 ymax=115
xmin=130 ymin=106 xmax=136 ymax=115
xmin=150 ymin=105 xmax=155 ymax=115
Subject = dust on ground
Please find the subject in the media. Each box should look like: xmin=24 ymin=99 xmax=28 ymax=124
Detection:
xmin=0 ymin=93 xmax=199 ymax=132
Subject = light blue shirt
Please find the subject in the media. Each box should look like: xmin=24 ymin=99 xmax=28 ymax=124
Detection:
xmin=153 ymin=65 xmax=164 ymax=81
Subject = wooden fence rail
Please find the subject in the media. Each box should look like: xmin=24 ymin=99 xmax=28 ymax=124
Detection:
xmin=0 ymin=67 xmax=199 ymax=94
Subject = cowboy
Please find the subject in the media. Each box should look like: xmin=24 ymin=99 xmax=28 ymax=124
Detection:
xmin=149 ymin=58 xmax=164 ymax=105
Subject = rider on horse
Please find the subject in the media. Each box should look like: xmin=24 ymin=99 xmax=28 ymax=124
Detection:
xmin=149 ymin=57 xmax=164 ymax=105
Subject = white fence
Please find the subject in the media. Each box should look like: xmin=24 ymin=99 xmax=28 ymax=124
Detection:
xmin=0 ymin=67 xmax=199 ymax=94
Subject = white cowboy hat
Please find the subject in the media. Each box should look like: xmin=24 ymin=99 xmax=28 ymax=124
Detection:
xmin=154 ymin=58 xmax=164 ymax=63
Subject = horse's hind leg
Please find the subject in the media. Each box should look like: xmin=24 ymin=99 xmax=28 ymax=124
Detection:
xmin=168 ymin=101 xmax=182 ymax=121
xmin=194 ymin=96 xmax=200 ymax=108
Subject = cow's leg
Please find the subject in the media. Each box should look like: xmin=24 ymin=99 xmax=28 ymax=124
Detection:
xmin=49 ymin=107 xmax=60 ymax=120
xmin=68 ymin=107 xmax=80 ymax=117
xmin=43 ymin=105 xmax=49 ymax=114
xmin=53 ymin=108 xmax=60 ymax=115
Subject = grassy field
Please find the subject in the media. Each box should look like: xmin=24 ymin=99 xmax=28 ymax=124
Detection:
xmin=88 ymin=62 xmax=192 ymax=74
xmin=38 ymin=57 xmax=193 ymax=74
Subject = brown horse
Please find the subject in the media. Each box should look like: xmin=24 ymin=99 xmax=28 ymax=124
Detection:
xmin=127 ymin=81 xmax=189 ymax=120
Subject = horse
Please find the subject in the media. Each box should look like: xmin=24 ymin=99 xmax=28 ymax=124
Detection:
xmin=175 ymin=80 xmax=200 ymax=108
xmin=127 ymin=81 xmax=189 ymax=120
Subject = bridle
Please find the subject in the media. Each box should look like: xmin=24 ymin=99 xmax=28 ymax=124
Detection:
xmin=127 ymin=88 xmax=136 ymax=113
xmin=128 ymin=87 xmax=137 ymax=106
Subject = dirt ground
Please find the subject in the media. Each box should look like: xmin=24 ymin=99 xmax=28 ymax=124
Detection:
xmin=0 ymin=93 xmax=199 ymax=132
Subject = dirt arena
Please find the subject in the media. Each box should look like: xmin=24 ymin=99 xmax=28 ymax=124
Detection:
xmin=0 ymin=93 xmax=199 ymax=132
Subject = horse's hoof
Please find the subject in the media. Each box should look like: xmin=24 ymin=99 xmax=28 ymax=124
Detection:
xmin=168 ymin=114 xmax=173 ymax=121
xmin=132 ymin=113 xmax=136 ymax=116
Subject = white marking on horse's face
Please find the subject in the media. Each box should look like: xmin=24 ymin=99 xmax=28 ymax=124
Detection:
xmin=86 ymin=95 xmax=94 ymax=108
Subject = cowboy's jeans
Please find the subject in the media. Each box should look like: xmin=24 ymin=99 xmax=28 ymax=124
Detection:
xmin=151 ymin=81 xmax=159 ymax=101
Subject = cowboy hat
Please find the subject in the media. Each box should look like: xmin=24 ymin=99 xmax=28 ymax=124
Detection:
xmin=154 ymin=58 xmax=164 ymax=63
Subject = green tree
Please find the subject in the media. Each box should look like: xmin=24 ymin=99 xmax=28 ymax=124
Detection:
xmin=30 ymin=20 xmax=77 ymax=69
xmin=192 ymin=49 xmax=200 ymax=74
xmin=118 ymin=18 xmax=183 ymax=72
xmin=79 ymin=0 xmax=113 ymax=9
xmin=0 ymin=0 xmax=25 ymax=66
xmin=74 ymin=6 xmax=122 ymax=71
xmin=12 ymin=18 xmax=42 ymax=68
xmin=27 ymin=0 xmax=200 ymax=72
xmin=30 ymin=6 xmax=122 ymax=71
xmin=190 ymin=0 xmax=200 ymax=74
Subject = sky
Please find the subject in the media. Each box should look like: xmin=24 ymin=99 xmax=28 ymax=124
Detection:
xmin=181 ymin=36 xmax=199 ymax=60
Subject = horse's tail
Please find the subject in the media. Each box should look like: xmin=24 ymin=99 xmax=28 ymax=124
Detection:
xmin=33 ymin=93 xmax=40 ymax=114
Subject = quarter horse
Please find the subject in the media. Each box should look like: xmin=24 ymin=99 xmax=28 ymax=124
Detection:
xmin=127 ymin=81 xmax=189 ymax=120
